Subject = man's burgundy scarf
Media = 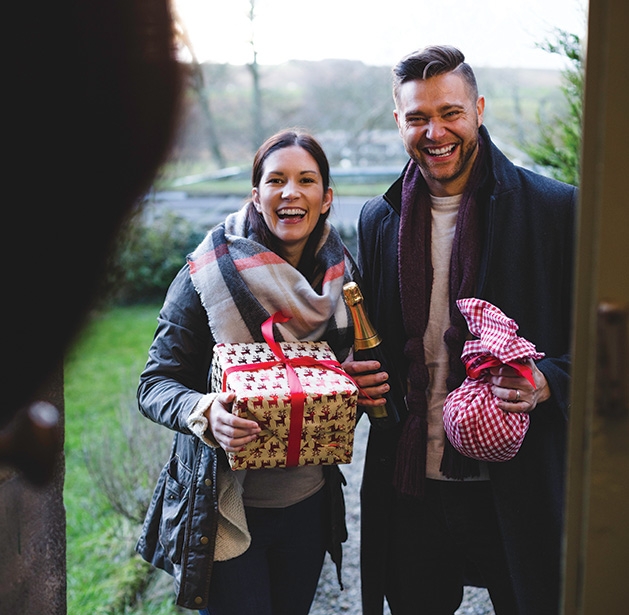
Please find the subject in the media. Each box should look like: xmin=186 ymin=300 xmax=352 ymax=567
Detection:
xmin=394 ymin=135 xmax=489 ymax=498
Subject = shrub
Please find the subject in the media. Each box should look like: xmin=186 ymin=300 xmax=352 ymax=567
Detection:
xmin=104 ymin=209 xmax=206 ymax=305
xmin=102 ymin=203 xmax=359 ymax=306
xmin=82 ymin=384 xmax=173 ymax=525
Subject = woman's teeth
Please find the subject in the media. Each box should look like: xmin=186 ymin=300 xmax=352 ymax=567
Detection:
xmin=277 ymin=208 xmax=306 ymax=219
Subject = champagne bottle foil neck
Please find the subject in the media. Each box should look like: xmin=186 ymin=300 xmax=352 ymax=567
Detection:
xmin=354 ymin=334 xmax=382 ymax=351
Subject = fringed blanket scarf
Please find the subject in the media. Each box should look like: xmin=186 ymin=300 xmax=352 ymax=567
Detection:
xmin=187 ymin=206 xmax=354 ymax=356
xmin=394 ymin=135 xmax=490 ymax=498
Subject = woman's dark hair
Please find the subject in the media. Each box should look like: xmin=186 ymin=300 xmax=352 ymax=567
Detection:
xmin=246 ymin=130 xmax=332 ymax=280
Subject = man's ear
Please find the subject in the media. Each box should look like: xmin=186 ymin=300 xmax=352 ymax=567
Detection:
xmin=476 ymin=96 xmax=485 ymax=127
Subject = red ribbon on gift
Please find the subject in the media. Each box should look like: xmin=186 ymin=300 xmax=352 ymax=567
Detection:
xmin=464 ymin=354 xmax=536 ymax=388
xmin=222 ymin=312 xmax=357 ymax=467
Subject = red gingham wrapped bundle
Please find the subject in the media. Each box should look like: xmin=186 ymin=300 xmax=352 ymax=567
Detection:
xmin=443 ymin=298 xmax=545 ymax=462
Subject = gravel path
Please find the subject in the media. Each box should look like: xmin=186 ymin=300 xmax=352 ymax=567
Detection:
xmin=310 ymin=419 xmax=495 ymax=615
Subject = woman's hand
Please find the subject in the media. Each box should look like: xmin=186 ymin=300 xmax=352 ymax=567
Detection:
xmin=485 ymin=359 xmax=551 ymax=413
xmin=342 ymin=359 xmax=389 ymax=409
xmin=205 ymin=392 xmax=261 ymax=452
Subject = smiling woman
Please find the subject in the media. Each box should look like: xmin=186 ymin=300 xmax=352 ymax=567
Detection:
xmin=251 ymin=141 xmax=333 ymax=269
xmin=134 ymin=130 xmax=361 ymax=613
xmin=242 ymin=131 xmax=336 ymax=279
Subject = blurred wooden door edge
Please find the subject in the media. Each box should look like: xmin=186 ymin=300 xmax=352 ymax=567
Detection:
xmin=563 ymin=0 xmax=629 ymax=613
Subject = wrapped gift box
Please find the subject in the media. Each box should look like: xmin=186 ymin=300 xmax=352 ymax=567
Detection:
xmin=211 ymin=340 xmax=358 ymax=470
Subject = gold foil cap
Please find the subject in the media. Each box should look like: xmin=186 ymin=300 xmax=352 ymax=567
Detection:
xmin=342 ymin=281 xmax=363 ymax=306
xmin=343 ymin=282 xmax=381 ymax=350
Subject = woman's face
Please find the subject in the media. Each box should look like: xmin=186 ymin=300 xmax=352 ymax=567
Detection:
xmin=252 ymin=145 xmax=332 ymax=267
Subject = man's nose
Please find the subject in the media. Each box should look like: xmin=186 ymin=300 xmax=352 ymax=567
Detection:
xmin=426 ymin=118 xmax=446 ymax=140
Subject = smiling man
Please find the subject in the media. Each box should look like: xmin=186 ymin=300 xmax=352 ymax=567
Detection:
xmin=393 ymin=69 xmax=485 ymax=197
xmin=345 ymin=46 xmax=577 ymax=615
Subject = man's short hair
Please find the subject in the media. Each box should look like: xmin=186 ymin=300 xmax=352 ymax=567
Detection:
xmin=392 ymin=45 xmax=479 ymax=104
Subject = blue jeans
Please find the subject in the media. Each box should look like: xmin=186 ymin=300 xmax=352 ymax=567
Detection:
xmin=200 ymin=487 xmax=326 ymax=615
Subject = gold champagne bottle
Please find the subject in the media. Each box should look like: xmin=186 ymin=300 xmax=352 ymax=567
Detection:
xmin=343 ymin=282 xmax=402 ymax=426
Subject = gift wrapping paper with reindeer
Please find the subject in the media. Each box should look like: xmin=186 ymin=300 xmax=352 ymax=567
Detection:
xmin=211 ymin=314 xmax=358 ymax=470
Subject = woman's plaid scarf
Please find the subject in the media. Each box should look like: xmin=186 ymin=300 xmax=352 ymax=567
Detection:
xmin=187 ymin=206 xmax=354 ymax=357
xmin=394 ymin=136 xmax=489 ymax=498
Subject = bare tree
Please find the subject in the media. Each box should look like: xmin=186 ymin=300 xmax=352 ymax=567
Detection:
xmin=172 ymin=6 xmax=226 ymax=168
xmin=248 ymin=0 xmax=265 ymax=149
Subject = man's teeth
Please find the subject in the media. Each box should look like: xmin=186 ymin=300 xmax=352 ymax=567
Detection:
xmin=427 ymin=144 xmax=456 ymax=156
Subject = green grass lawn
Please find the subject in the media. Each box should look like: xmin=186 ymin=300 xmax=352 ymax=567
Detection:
xmin=64 ymin=304 xmax=187 ymax=614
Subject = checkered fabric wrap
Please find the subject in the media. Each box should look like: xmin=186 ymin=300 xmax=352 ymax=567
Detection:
xmin=443 ymin=298 xmax=545 ymax=462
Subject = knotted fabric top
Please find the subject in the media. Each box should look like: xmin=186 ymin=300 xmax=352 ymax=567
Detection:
xmin=458 ymin=298 xmax=544 ymax=365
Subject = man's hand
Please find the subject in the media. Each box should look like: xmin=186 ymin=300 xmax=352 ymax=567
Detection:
xmin=485 ymin=359 xmax=551 ymax=413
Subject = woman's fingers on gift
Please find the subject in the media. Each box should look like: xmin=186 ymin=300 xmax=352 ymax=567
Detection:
xmin=221 ymin=412 xmax=260 ymax=436
xmin=215 ymin=392 xmax=259 ymax=432
xmin=210 ymin=394 xmax=260 ymax=449
xmin=216 ymin=391 xmax=236 ymax=407
xmin=222 ymin=433 xmax=258 ymax=452
xmin=215 ymin=418 xmax=260 ymax=452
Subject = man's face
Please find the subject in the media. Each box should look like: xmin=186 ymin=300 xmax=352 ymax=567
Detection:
xmin=394 ymin=72 xmax=485 ymax=197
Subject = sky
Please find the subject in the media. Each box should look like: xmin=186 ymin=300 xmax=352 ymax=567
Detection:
xmin=174 ymin=0 xmax=588 ymax=69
